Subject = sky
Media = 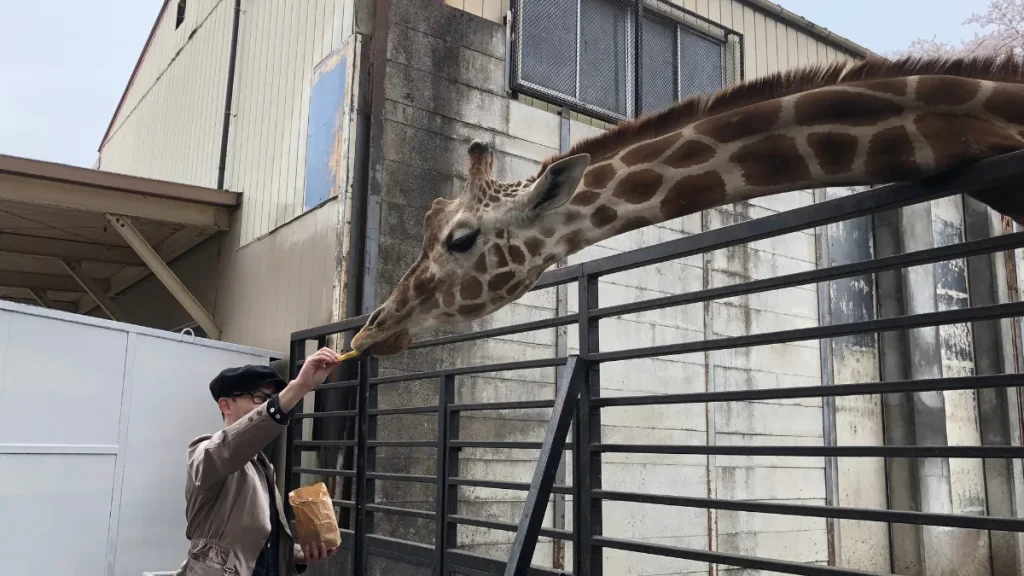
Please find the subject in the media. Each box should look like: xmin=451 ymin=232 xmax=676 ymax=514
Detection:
xmin=0 ymin=0 xmax=986 ymax=169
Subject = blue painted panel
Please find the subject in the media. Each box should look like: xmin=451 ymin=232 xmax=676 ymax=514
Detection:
xmin=304 ymin=50 xmax=348 ymax=211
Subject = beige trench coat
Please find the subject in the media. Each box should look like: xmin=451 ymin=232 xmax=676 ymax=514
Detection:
xmin=173 ymin=401 xmax=304 ymax=576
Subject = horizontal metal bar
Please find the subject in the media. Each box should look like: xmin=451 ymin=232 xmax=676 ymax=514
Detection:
xmin=368 ymin=440 xmax=436 ymax=449
xmin=593 ymin=231 xmax=1024 ymax=321
xmin=366 ymin=472 xmax=437 ymax=484
xmin=364 ymin=535 xmax=435 ymax=567
xmin=332 ymin=499 xmax=356 ymax=509
xmin=450 ymin=399 xmax=556 ymax=412
xmin=293 ymin=467 xmax=356 ymax=478
xmin=290 ymin=315 xmax=369 ymax=341
xmin=449 ymin=477 xmax=573 ymax=495
xmin=593 ymin=373 xmax=1024 ymax=407
xmin=316 ymin=379 xmax=359 ymax=391
xmin=532 ymin=265 xmax=579 ymax=290
xmin=594 ymin=301 xmax=1024 ymax=362
xmin=409 ymin=314 xmax=578 ymax=350
xmin=594 ymin=490 xmax=1024 ymax=532
xmin=366 ymin=503 xmax=436 ymax=520
xmin=594 ymin=535 xmax=877 ymax=575
xmin=369 ymin=405 xmax=438 ymax=416
xmin=371 ymin=357 xmax=568 ymax=386
xmin=450 ymin=440 xmax=575 ymax=450
xmin=592 ymin=444 xmax=1024 ymax=458
xmin=294 ymin=440 xmax=357 ymax=449
xmin=292 ymin=410 xmax=358 ymax=420
xmin=574 ymin=150 xmax=1024 ymax=280
xmin=448 ymin=514 xmax=573 ymax=541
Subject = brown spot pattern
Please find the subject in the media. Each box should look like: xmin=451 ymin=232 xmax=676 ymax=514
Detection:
xmin=983 ymin=84 xmax=1024 ymax=126
xmin=659 ymin=171 xmax=728 ymax=220
xmin=583 ymin=164 xmax=617 ymax=189
xmin=730 ymin=135 xmax=812 ymax=187
xmin=473 ymin=253 xmax=488 ymax=274
xmin=612 ymin=169 xmax=664 ymax=205
xmin=916 ymin=76 xmax=980 ymax=107
xmin=558 ymin=229 xmax=588 ymax=254
xmin=590 ymin=205 xmax=618 ymax=228
xmin=524 ymin=237 xmax=545 ymax=257
xmin=617 ymin=216 xmax=654 ymax=235
xmin=865 ymin=126 xmax=920 ymax=181
xmin=914 ymin=113 xmax=1024 ymax=171
xmin=847 ymin=78 xmax=907 ymax=97
xmin=570 ymin=190 xmax=603 ymax=206
xmin=795 ymin=89 xmax=904 ymax=127
xmin=495 ymin=229 xmax=505 ymax=239
xmin=505 ymin=280 xmax=527 ymax=295
xmin=421 ymin=296 xmax=440 ymax=314
xmin=664 ymin=140 xmax=716 ymax=169
xmin=538 ymin=225 xmax=556 ymax=238
xmin=693 ymin=99 xmax=783 ymax=143
xmin=488 ymin=271 xmax=515 ymax=291
xmin=442 ymin=289 xmax=456 ymax=308
xmin=490 ymin=244 xmax=509 ymax=269
xmin=458 ymin=303 xmax=487 ymax=316
xmin=412 ymin=269 xmax=436 ymax=297
xmin=460 ymin=277 xmax=483 ymax=301
xmin=620 ymin=133 xmax=682 ymax=166
xmin=807 ymin=132 xmax=858 ymax=175
xmin=508 ymin=245 xmax=526 ymax=265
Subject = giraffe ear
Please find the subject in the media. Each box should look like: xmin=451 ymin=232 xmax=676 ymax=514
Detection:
xmin=521 ymin=154 xmax=591 ymax=215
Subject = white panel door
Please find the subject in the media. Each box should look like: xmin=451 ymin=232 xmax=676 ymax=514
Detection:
xmin=0 ymin=309 xmax=128 ymax=447
xmin=0 ymin=453 xmax=116 ymax=575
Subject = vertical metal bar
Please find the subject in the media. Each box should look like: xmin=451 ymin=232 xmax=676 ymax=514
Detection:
xmin=284 ymin=338 xmax=306 ymax=518
xmin=553 ymin=106 xmax=572 ymax=572
xmin=354 ymin=354 xmax=378 ymax=574
xmin=505 ymin=356 xmax=583 ymax=576
xmin=447 ymin=377 xmax=462 ymax=573
xmin=574 ymin=273 xmax=602 ymax=576
xmin=435 ymin=374 xmax=456 ymax=576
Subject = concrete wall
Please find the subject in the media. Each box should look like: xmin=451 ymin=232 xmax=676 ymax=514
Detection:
xmin=369 ymin=1 xmax=869 ymax=573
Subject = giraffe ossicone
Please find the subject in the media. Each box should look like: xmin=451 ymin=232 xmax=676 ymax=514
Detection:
xmin=350 ymin=54 xmax=1024 ymax=357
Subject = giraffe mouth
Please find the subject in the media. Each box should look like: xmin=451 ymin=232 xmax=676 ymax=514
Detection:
xmin=351 ymin=327 xmax=412 ymax=357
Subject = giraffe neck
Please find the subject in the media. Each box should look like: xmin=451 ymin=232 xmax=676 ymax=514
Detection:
xmin=541 ymin=74 xmax=1023 ymax=259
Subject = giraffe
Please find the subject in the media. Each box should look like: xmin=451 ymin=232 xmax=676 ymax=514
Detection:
xmin=349 ymin=54 xmax=1024 ymax=357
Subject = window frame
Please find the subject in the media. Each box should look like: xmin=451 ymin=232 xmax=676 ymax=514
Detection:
xmin=509 ymin=0 xmax=744 ymax=124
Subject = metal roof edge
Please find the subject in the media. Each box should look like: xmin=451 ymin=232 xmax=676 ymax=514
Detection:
xmin=737 ymin=0 xmax=877 ymax=59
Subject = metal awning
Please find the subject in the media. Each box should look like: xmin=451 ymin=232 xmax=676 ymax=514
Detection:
xmin=0 ymin=153 xmax=238 ymax=339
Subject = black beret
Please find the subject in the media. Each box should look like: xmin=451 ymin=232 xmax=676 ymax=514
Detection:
xmin=209 ymin=364 xmax=288 ymax=400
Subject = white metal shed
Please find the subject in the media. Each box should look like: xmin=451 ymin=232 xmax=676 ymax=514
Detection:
xmin=0 ymin=299 xmax=283 ymax=576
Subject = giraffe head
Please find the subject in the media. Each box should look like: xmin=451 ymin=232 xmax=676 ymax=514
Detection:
xmin=351 ymin=140 xmax=590 ymax=356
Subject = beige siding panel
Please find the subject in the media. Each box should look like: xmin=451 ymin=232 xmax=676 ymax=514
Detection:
xmin=108 ymin=0 xmax=224 ymax=138
xmin=226 ymin=0 xmax=352 ymax=245
xmin=99 ymin=0 xmax=232 ymax=188
xmin=215 ymin=199 xmax=338 ymax=353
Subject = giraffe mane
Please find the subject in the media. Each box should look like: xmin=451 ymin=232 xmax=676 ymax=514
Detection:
xmin=537 ymin=53 xmax=1024 ymax=173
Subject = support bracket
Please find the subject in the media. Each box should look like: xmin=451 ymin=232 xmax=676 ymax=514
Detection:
xmin=61 ymin=259 xmax=125 ymax=322
xmin=105 ymin=214 xmax=221 ymax=340
xmin=28 ymin=288 xmax=54 ymax=309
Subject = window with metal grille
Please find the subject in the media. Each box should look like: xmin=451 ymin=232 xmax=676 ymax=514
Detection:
xmin=510 ymin=0 xmax=743 ymax=122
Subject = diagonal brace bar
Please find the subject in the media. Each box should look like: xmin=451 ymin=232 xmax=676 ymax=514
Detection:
xmin=504 ymin=355 xmax=583 ymax=576
xmin=61 ymin=259 xmax=125 ymax=322
xmin=105 ymin=214 xmax=221 ymax=339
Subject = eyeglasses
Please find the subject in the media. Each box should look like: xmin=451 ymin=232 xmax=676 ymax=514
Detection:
xmin=232 ymin=390 xmax=271 ymax=404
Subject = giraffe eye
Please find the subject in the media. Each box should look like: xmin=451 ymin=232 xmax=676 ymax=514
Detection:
xmin=446 ymin=228 xmax=480 ymax=253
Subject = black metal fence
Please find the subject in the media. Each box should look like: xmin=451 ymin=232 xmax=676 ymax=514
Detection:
xmin=509 ymin=0 xmax=744 ymax=122
xmin=286 ymin=150 xmax=1024 ymax=576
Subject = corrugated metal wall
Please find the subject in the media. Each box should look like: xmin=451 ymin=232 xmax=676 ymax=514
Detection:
xmin=223 ymin=0 xmax=355 ymax=245
xmin=99 ymin=0 xmax=233 ymax=187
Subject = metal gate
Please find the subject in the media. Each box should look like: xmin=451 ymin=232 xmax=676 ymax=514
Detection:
xmin=285 ymin=150 xmax=1024 ymax=575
